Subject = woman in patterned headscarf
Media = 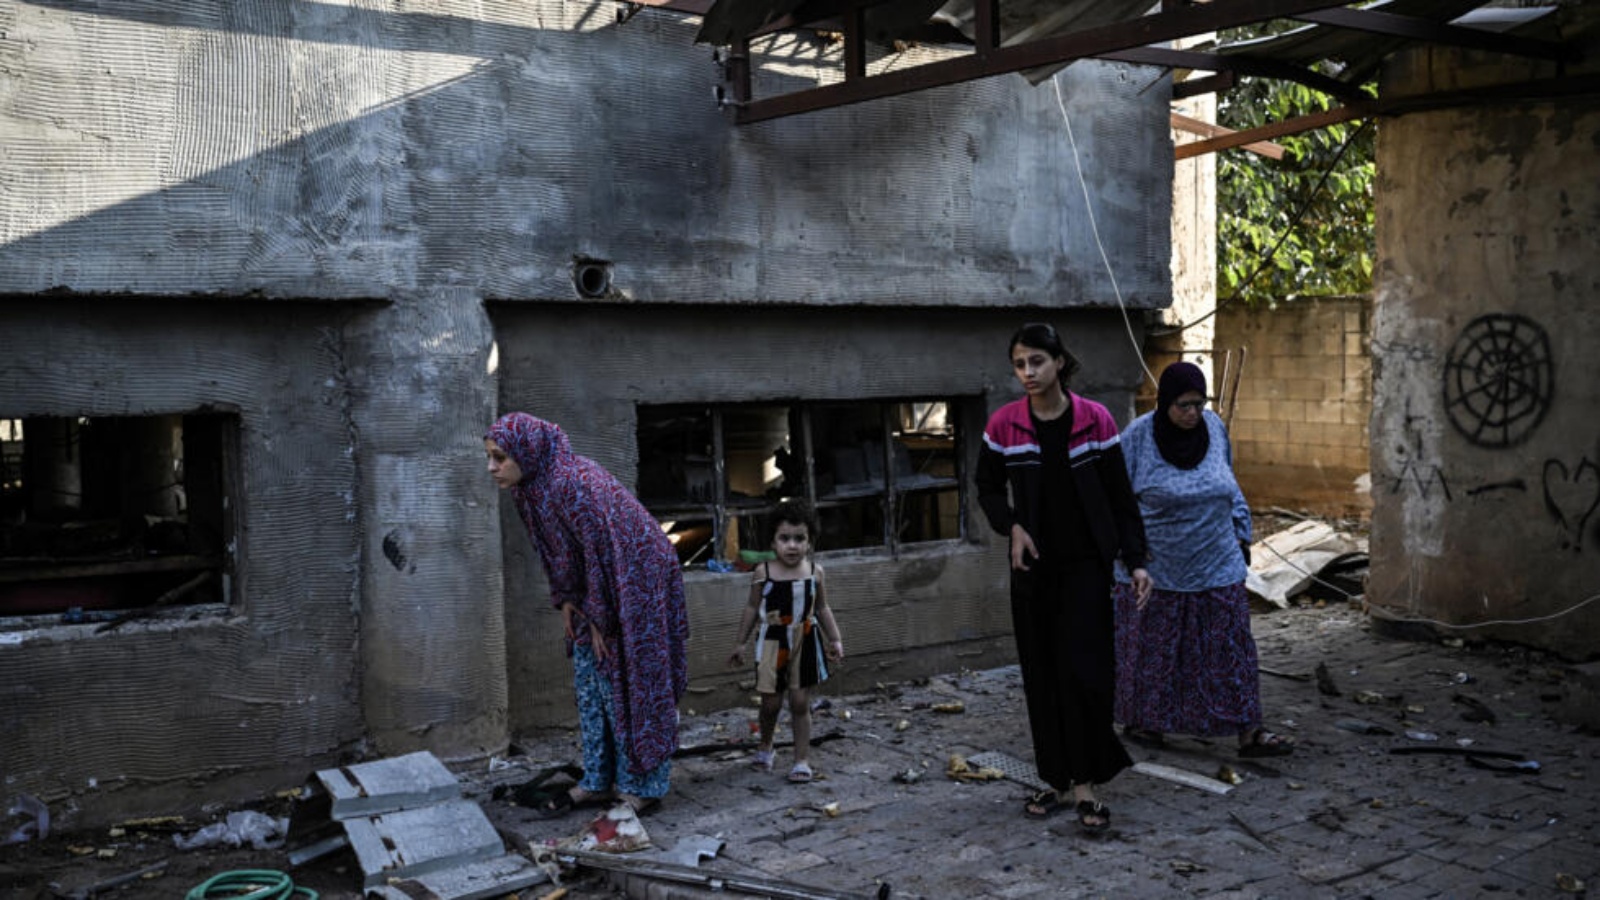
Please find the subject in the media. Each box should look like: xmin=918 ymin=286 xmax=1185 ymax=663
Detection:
xmin=1112 ymin=362 xmax=1294 ymax=758
xmin=485 ymin=413 xmax=689 ymax=817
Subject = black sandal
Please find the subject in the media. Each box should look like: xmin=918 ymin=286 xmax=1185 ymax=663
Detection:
xmin=1123 ymin=726 xmax=1166 ymax=748
xmin=1076 ymin=800 xmax=1111 ymax=833
xmin=1023 ymin=789 xmax=1069 ymax=820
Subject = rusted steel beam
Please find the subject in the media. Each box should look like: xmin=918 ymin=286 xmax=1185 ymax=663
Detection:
xmin=1104 ymin=45 xmax=1368 ymax=104
xmin=1172 ymin=70 xmax=1237 ymax=100
xmin=1293 ymin=7 xmax=1581 ymax=63
xmin=622 ymin=0 xmax=716 ymax=15
xmin=736 ymin=0 xmax=1351 ymax=124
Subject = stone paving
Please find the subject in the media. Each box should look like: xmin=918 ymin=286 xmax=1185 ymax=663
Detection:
xmin=484 ymin=602 xmax=1600 ymax=899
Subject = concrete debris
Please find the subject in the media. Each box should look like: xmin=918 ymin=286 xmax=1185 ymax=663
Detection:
xmin=1245 ymin=520 xmax=1368 ymax=608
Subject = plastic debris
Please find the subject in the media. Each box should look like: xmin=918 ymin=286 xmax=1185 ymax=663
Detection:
xmin=894 ymin=768 xmax=923 ymax=784
xmin=930 ymin=702 xmax=965 ymax=714
xmin=1405 ymin=731 xmax=1439 ymax=742
xmin=1556 ymin=873 xmax=1585 ymax=893
xmin=1353 ymin=690 xmax=1387 ymax=705
xmin=1215 ymin=765 xmax=1243 ymax=785
xmin=173 ymin=810 xmax=287 ymax=851
xmin=3 ymin=794 xmax=49 ymax=846
xmin=945 ymin=755 xmax=1004 ymax=782
xmin=1334 ymin=718 xmax=1394 ymax=736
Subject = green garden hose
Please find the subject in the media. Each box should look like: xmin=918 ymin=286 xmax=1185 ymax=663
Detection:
xmin=184 ymin=869 xmax=318 ymax=899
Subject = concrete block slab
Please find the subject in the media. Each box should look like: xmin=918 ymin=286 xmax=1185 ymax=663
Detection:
xmin=314 ymin=749 xmax=461 ymax=819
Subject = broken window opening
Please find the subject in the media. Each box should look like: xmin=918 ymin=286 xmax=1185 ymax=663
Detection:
xmin=637 ymin=399 xmax=966 ymax=570
xmin=0 ymin=413 xmax=236 ymax=629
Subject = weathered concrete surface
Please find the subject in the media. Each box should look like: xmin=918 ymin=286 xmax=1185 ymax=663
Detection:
xmin=1368 ymin=10 xmax=1600 ymax=660
xmin=0 ymin=0 xmax=1171 ymax=829
xmin=0 ymin=1 xmax=1171 ymax=308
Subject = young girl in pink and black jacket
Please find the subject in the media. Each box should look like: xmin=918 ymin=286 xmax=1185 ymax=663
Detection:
xmin=975 ymin=322 xmax=1151 ymax=834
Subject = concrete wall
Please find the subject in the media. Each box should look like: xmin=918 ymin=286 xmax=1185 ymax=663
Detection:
xmin=1218 ymin=296 xmax=1373 ymax=518
xmin=0 ymin=0 xmax=1171 ymax=825
xmin=1368 ymin=17 xmax=1600 ymax=659
xmin=489 ymin=306 xmax=1149 ymax=733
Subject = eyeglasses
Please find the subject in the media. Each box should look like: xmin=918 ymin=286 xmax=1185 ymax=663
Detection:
xmin=1173 ymin=399 xmax=1206 ymax=411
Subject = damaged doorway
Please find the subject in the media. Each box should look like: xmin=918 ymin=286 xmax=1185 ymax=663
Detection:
xmin=636 ymin=400 xmax=966 ymax=567
xmin=0 ymin=412 xmax=236 ymax=628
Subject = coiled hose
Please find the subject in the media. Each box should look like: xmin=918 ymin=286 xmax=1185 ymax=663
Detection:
xmin=184 ymin=869 xmax=318 ymax=899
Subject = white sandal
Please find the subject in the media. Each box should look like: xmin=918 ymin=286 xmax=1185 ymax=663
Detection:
xmin=749 ymin=748 xmax=775 ymax=771
xmin=787 ymin=762 xmax=814 ymax=783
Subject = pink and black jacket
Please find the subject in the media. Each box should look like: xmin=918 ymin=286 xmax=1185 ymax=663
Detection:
xmin=975 ymin=393 xmax=1148 ymax=574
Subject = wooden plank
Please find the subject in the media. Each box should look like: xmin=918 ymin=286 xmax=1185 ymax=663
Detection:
xmin=1171 ymin=112 xmax=1284 ymax=159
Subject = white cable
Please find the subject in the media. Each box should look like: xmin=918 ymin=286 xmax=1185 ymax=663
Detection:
xmin=1260 ymin=539 xmax=1600 ymax=630
xmin=1053 ymin=76 xmax=1157 ymax=388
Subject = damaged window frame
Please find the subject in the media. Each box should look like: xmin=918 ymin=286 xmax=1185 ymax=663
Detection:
xmin=0 ymin=411 xmax=239 ymax=632
xmin=636 ymin=399 xmax=967 ymax=569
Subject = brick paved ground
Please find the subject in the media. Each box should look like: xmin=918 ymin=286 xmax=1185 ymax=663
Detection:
xmin=487 ymin=602 xmax=1599 ymax=900
xmin=6 ymin=601 xmax=1593 ymax=899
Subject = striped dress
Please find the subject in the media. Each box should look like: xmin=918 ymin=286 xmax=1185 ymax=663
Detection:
xmin=753 ymin=564 xmax=829 ymax=694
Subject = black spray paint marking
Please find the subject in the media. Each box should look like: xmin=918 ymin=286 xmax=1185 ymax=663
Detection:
xmin=1442 ymin=313 xmax=1553 ymax=448
xmin=1542 ymin=458 xmax=1599 ymax=551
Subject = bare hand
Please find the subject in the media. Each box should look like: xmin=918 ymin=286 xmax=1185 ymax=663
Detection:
xmin=1010 ymin=524 xmax=1038 ymax=572
xmin=727 ymin=647 xmax=745 ymax=668
xmin=825 ymin=640 xmax=844 ymax=663
xmin=1131 ymin=568 xmax=1153 ymax=610
xmin=560 ymin=602 xmax=578 ymax=642
xmin=589 ymin=621 xmax=608 ymax=663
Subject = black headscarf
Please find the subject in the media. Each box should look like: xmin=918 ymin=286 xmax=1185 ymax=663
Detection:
xmin=1153 ymin=362 xmax=1210 ymax=470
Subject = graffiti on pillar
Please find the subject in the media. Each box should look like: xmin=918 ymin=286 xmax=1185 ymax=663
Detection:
xmin=1542 ymin=457 xmax=1599 ymax=551
xmin=1382 ymin=396 xmax=1452 ymax=499
xmin=1465 ymin=479 xmax=1527 ymax=497
xmin=1441 ymin=313 xmax=1554 ymax=448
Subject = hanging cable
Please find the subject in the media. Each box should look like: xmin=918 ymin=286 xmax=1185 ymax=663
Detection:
xmin=1053 ymin=77 xmax=1158 ymax=387
xmin=1153 ymin=117 xmax=1373 ymax=338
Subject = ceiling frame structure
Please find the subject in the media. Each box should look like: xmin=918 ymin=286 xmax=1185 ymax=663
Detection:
xmin=628 ymin=0 xmax=1586 ymax=151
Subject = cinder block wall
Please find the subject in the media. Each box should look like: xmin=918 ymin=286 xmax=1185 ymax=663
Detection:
xmin=1214 ymin=296 xmax=1373 ymax=517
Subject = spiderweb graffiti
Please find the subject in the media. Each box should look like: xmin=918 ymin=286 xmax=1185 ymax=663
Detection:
xmin=1441 ymin=313 xmax=1553 ymax=448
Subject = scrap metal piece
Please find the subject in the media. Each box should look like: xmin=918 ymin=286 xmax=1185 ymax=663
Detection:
xmin=562 ymin=848 xmax=884 ymax=900
xmin=315 ymin=751 xmax=461 ymax=820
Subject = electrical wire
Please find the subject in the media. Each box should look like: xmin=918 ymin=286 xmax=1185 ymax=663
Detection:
xmin=1053 ymin=77 xmax=1157 ymax=388
xmin=1258 ymin=538 xmax=1600 ymax=630
xmin=1151 ymin=117 xmax=1373 ymax=338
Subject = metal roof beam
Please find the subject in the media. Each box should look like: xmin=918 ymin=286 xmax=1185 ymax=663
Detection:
xmin=1104 ymin=46 xmax=1369 ymax=104
xmin=734 ymin=0 xmax=1352 ymax=124
xmin=1291 ymin=7 xmax=1580 ymax=64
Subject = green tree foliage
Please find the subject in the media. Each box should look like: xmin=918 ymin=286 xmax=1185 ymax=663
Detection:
xmin=1216 ymin=57 xmax=1376 ymax=304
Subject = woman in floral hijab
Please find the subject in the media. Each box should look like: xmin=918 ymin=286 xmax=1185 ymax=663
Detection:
xmin=485 ymin=413 xmax=689 ymax=816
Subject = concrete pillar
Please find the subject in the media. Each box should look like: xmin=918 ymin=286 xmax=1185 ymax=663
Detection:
xmin=350 ymin=290 xmax=508 ymax=758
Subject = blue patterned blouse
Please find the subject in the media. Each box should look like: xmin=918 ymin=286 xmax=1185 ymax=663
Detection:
xmin=1114 ymin=409 xmax=1251 ymax=592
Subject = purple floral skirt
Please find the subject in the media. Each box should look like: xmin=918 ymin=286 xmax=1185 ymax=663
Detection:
xmin=1113 ymin=581 xmax=1262 ymax=738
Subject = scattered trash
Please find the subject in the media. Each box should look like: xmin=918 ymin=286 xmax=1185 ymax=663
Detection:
xmin=3 ymin=793 xmax=49 ymax=845
xmin=893 ymin=719 xmax=911 ymax=732
xmin=1453 ymin=694 xmax=1497 ymax=724
xmin=1315 ymin=662 xmax=1342 ymax=697
xmin=945 ymin=755 xmax=1004 ymax=782
xmin=1170 ymin=860 xmax=1206 ymax=875
xmin=1404 ymin=731 xmax=1439 ymax=742
xmin=1244 ymin=521 xmax=1367 ymax=608
xmin=1454 ymin=672 xmax=1474 ymax=684
xmin=894 ymin=768 xmax=923 ymax=784
xmin=819 ymin=802 xmax=841 ymax=818
xmin=1556 ymin=873 xmax=1586 ymax=893
xmin=1353 ymin=690 xmax=1387 ymax=705
xmin=561 ymin=804 xmax=651 ymax=854
xmin=1214 ymin=766 xmax=1243 ymax=785
xmin=1389 ymin=746 xmax=1540 ymax=774
xmin=1131 ymin=762 xmax=1233 ymax=795
xmin=1369 ymin=798 xmax=1387 ymax=809
xmin=173 ymin=810 xmax=286 ymax=851
xmin=1334 ymin=718 xmax=1394 ymax=736
xmin=930 ymin=702 xmax=965 ymax=714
